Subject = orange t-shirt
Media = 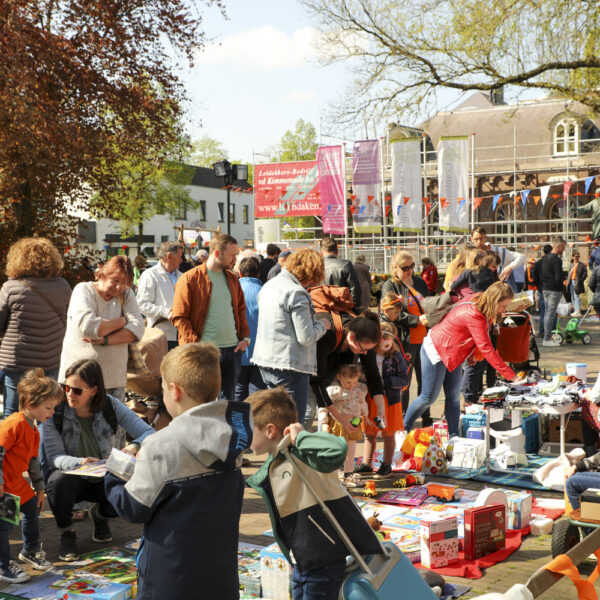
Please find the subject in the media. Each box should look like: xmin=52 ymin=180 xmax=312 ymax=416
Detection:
xmin=406 ymin=286 xmax=427 ymax=345
xmin=0 ymin=412 xmax=39 ymax=504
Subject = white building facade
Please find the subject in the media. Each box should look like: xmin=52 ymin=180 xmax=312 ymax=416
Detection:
xmin=77 ymin=166 xmax=255 ymax=259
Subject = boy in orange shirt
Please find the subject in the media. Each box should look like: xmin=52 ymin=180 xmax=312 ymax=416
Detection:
xmin=0 ymin=368 xmax=62 ymax=582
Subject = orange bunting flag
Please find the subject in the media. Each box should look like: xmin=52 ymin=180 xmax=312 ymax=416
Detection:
xmin=474 ymin=197 xmax=483 ymax=209
xmin=551 ymin=194 xmax=560 ymax=199
xmin=440 ymin=197 xmax=450 ymax=209
xmin=533 ymin=195 xmax=540 ymax=205
xmin=425 ymin=202 xmax=432 ymax=216
xmin=385 ymin=206 xmax=391 ymax=217
xmin=404 ymin=197 xmax=410 ymax=205
xmin=533 ymin=244 xmax=540 ymax=251
xmin=367 ymin=195 xmax=374 ymax=203
xmin=587 ymin=234 xmax=593 ymax=242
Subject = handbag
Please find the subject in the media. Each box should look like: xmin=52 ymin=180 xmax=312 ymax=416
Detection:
xmin=119 ymin=295 xmax=150 ymax=376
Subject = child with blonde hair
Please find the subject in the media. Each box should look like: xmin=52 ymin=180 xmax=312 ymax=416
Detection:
xmin=319 ymin=364 xmax=369 ymax=488
xmin=0 ymin=368 xmax=63 ymax=582
xmin=357 ymin=321 xmax=410 ymax=479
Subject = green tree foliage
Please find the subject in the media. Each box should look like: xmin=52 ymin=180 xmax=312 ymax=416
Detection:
xmin=0 ymin=1 xmax=219 ymax=284
xmin=272 ymin=119 xmax=319 ymax=239
xmin=190 ymin=135 xmax=229 ymax=167
xmin=301 ymin=0 xmax=600 ymax=124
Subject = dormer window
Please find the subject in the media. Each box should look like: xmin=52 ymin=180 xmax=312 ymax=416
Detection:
xmin=554 ymin=119 xmax=578 ymax=156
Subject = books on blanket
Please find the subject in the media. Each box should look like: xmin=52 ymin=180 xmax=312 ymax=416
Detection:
xmin=378 ymin=486 xmax=429 ymax=507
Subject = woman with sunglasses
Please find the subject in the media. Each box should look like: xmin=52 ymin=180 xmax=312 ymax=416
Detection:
xmin=403 ymin=282 xmax=518 ymax=437
xmin=40 ymin=359 xmax=153 ymax=562
xmin=381 ymin=251 xmax=431 ymax=426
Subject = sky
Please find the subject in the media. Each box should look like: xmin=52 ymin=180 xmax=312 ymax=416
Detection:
xmin=181 ymin=0 xmax=541 ymax=165
xmin=180 ymin=0 xmax=379 ymax=163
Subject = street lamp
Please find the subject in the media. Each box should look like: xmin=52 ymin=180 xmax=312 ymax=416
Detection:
xmin=212 ymin=160 xmax=249 ymax=235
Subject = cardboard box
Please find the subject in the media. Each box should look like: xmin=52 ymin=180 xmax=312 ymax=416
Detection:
xmin=580 ymin=488 xmax=600 ymax=520
xmin=433 ymin=421 xmax=449 ymax=445
xmin=260 ymin=543 xmax=291 ymax=600
xmin=464 ymin=504 xmax=506 ymax=560
xmin=54 ymin=577 xmax=131 ymax=600
xmin=467 ymin=427 xmax=485 ymax=440
xmin=420 ymin=516 xmax=459 ymax=569
xmin=449 ymin=438 xmax=486 ymax=470
xmin=505 ymin=490 xmax=533 ymax=530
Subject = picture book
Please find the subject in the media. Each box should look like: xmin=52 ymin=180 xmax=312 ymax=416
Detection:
xmin=377 ymin=486 xmax=429 ymax=507
xmin=66 ymin=559 xmax=137 ymax=584
xmin=64 ymin=462 xmax=106 ymax=478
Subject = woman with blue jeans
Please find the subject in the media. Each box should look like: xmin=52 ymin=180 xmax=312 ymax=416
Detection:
xmin=252 ymin=249 xmax=331 ymax=422
xmin=403 ymin=282 xmax=518 ymax=436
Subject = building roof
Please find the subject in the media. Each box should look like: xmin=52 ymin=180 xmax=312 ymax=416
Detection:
xmin=190 ymin=165 xmax=252 ymax=190
xmin=420 ymin=96 xmax=600 ymax=174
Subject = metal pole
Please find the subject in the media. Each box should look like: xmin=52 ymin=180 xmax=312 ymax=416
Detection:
xmin=422 ymin=134 xmax=428 ymax=254
xmin=513 ymin=127 xmax=517 ymax=248
xmin=343 ymin=143 xmax=348 ymax=259
xmin=566 ymin=135 xmax=570 ymax=247
xmin=471 ymin=133 xmax=476 ymax=230
xmin=380 ymin=137 xmax=388 ymax=273
xmin=227 ymin=185 xmax=231 ymax=235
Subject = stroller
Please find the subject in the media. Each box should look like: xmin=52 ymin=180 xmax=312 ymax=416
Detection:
xmin=496 ymin=311 xmax=541 ymax=372
xmin=126 ymin=327 xmax=171 ymax=430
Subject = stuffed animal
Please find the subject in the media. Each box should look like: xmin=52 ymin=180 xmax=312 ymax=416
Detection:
xmin=366 ymin=512 xmax=386 ymax=541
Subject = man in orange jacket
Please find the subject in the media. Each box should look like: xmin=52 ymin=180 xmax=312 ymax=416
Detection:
xmin=171 ymin=233 xmax=250 ymax=401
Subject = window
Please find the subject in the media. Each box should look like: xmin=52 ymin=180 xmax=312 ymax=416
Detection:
xmin=229 ymin=204 xmax=236 ymax=223
xmin=554 ymin=118 xmax=578 ymax=156
xmin=218 ymin=202 xmax=224 ymax=222
xmin=243 ymin=205 xmax=249 ymax=224
xmin=175 ymin=202 xmax=187 ymax=220
xmin=199 ymin=200 xmax=206 ymax=221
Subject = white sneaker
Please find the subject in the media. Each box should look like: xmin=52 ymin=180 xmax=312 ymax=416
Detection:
xmin=571 ymin=311 xmax=582 ymax=317
xmin=542 ymin=339 xmax=561 ymax=347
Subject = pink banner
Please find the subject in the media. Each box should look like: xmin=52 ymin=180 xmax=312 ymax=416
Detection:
xmin=254 ymin=161 xmax=320 ymax=218
xmin=317 ymin=145 xmax=346 ymax=234
xmin=353 ymin=140 xmax=380 ymax=184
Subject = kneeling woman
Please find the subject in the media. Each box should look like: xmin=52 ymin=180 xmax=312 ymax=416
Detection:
xmin=403 ymin=282 xmax=518 ymax=437
xmin=40 ymin=359 xmax=154 ymax=561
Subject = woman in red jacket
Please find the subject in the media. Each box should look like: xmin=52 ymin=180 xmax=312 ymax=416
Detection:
xmin=403 ymin=282 xmax=517 ymax=436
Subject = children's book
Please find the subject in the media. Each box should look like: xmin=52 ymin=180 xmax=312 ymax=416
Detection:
xmin=66 ymin=559 xmax=137 ymax=584
xmin=79 ymin=547 xmax=136 ymax=564
xmin=377 ymin=486 xmax=429 ymax=507
xmin=0 ymin=492 xmax=20 ymax=525
xmin=64 ymin=462 xmax=106 ymax=478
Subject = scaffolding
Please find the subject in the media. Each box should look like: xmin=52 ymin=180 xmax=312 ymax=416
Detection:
xmin=266 ymin=134 xmax=600 ymax=273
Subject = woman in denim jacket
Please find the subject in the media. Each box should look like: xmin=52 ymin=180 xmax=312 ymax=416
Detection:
xmin=40 ymin=359 xmax=153 ymax=562
xmin=252 ymin=249 xmax=331 ymax=421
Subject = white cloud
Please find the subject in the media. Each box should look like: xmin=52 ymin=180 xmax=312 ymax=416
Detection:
xmin=195 ymin=26 xmax=319 ymax=70
xmin=279 ymin=89 xmax=318 ymax=103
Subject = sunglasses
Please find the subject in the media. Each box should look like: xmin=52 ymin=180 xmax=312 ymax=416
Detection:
xmin=400 ymin=263 xmax=415 ymax=272
xmin=60 ymin=383 xmax=91 ymax=396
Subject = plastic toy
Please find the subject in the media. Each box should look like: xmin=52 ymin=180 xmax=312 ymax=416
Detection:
xmin=350 ymin=417 xmax=362 ymax=427
xmin=552 ymin=307 xmax=592 ymax=345
xmin=427 ymin=483 xmax=457 ymax=502
xmin=366 ymin=512 xmax=386 ymax=541
xmin=393 ymin=473 xmax=425 ymax=488
xmin=362 ymin=480 xmax=377 ymax=498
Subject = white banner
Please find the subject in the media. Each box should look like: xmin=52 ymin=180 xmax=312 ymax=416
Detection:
xmin=351 ymin=140 xmax=382 ymax=233
xmin=254 ymin=219 xmax=281 ymax=244
xmin=391 ymin=138 xmax=422 ymax=231
xmin=438 ymin=136 xmax=469 ymax=232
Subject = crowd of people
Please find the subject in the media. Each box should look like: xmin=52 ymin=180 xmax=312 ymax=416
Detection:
xmin=0 ymin=229 xmax=594 ymax=599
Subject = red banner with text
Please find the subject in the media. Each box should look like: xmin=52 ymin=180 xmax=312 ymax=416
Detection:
xmin=254 ymin=161 xmax=321 ymax=218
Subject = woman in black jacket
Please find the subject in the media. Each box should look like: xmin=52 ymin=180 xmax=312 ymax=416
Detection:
xmin=381 ymin=251 xmax=431 ymax=425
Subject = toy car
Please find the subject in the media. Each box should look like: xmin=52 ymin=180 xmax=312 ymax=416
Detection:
xmin=362 ymin=480 xmax=377 ymax=498
xmin=393 ymin=473 xmax=424 ymax=488
xmin=427 ymin=483 xmax=457 ymax=502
